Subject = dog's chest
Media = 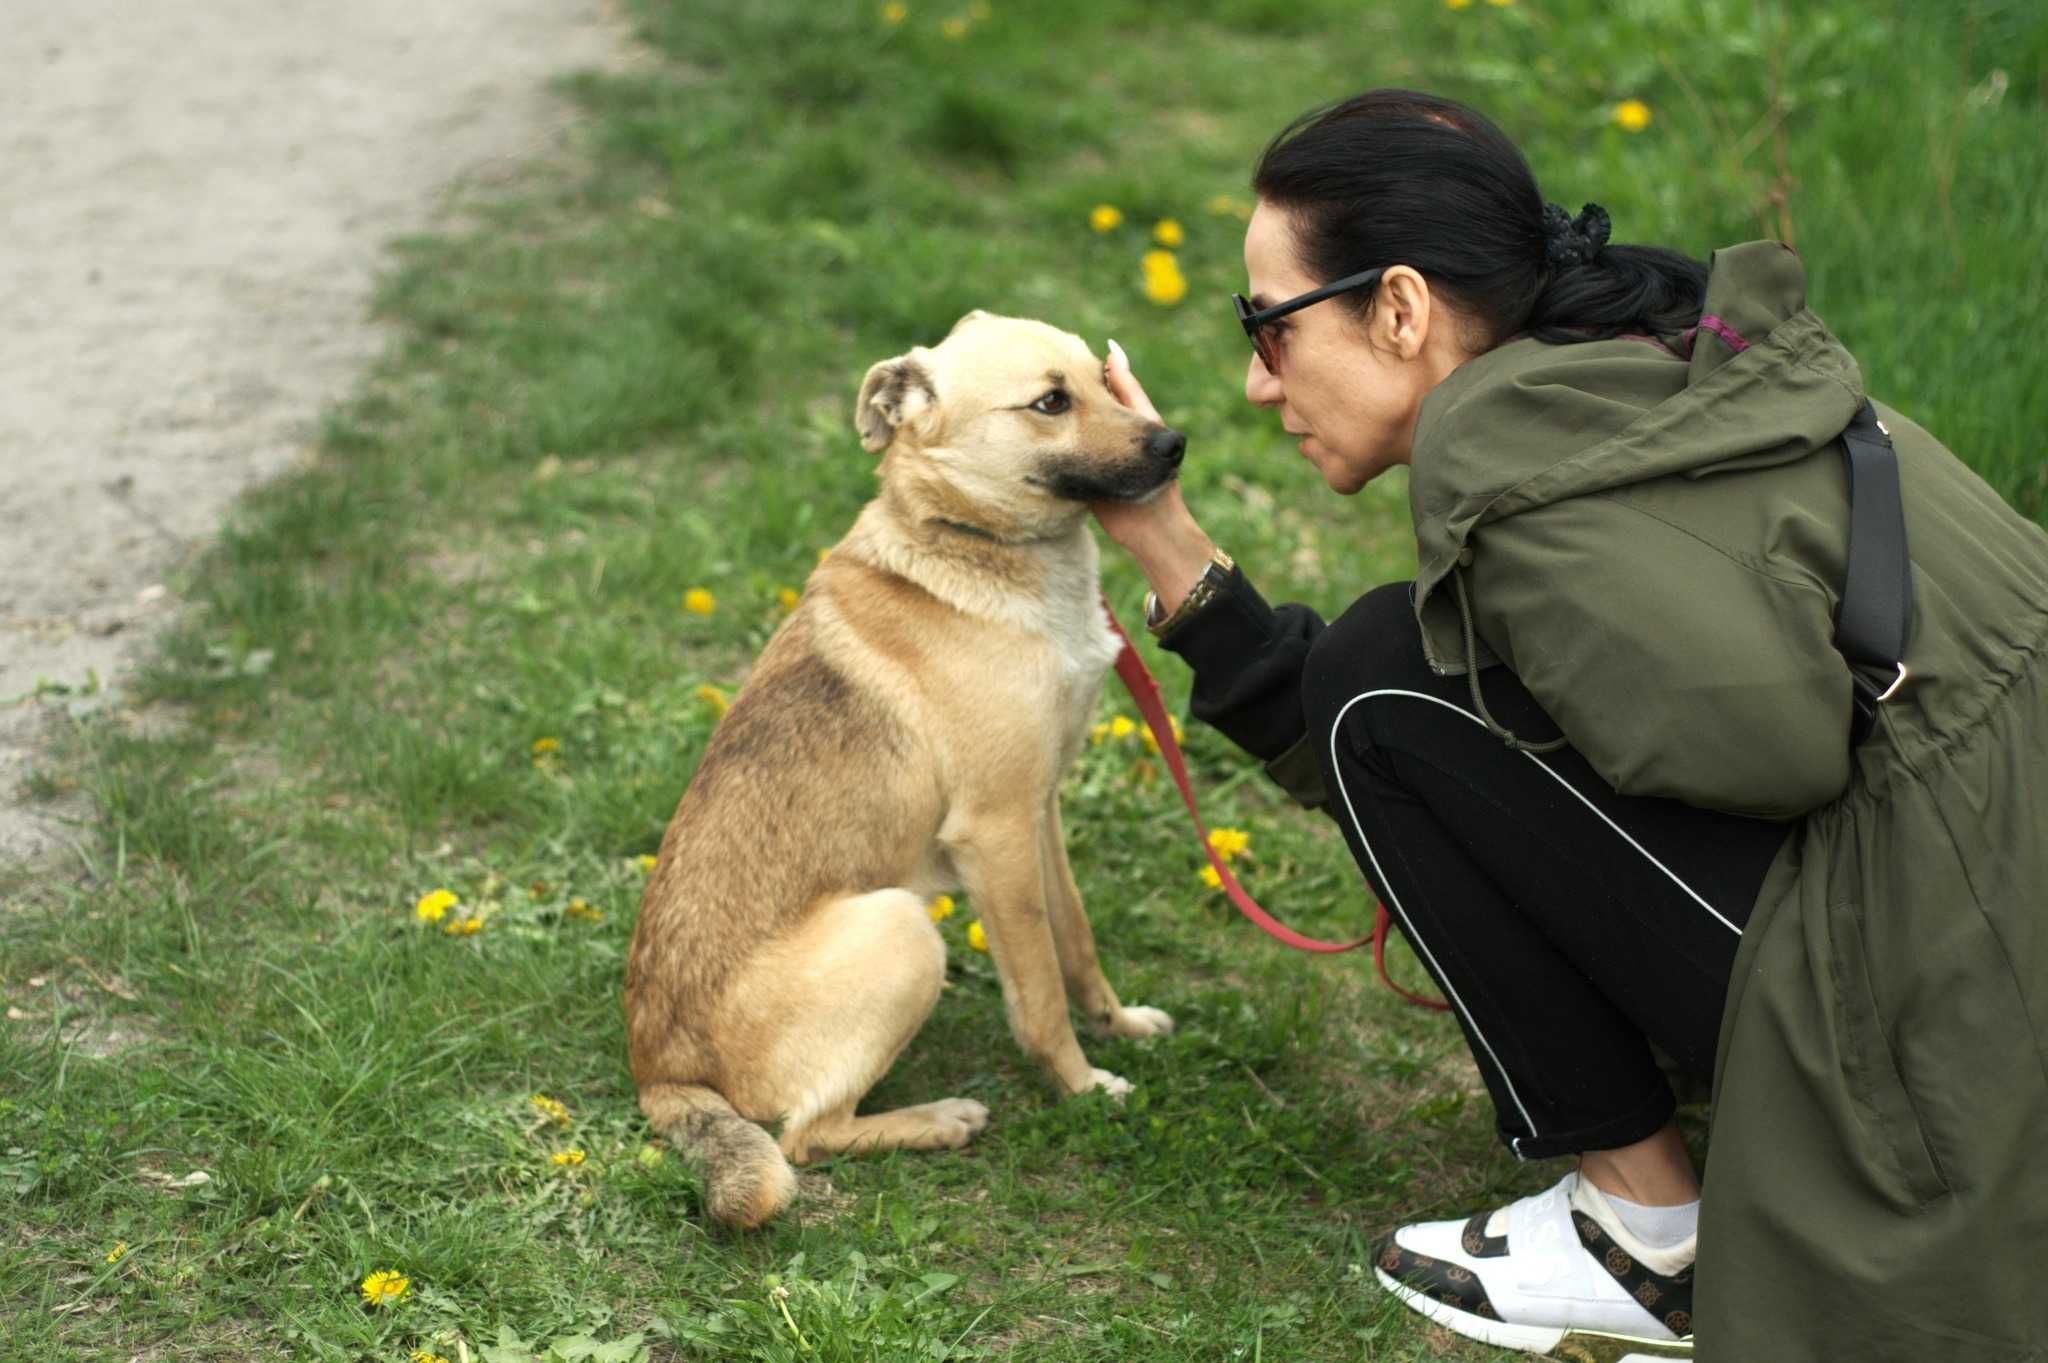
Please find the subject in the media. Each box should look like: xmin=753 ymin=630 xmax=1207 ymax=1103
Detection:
xmin=1030 ymin=545 xmax=1120 ymax=681
xmin=1041 ymin=590 xmax=1122 ymax=680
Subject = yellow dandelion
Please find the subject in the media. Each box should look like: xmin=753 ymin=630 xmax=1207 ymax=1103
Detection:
xmin=1109 ymin=715 xmax=1137 ymax=741
xmin=413 ymin=1353 xmax=451 ymax=1363
xmin=927 ymin=894 xmax=956 ymax=922
xmin=1206 ymin=194 xmax=1251 ymax=220
xmin=1445 ymin=0 xmax=1473 ymax=8
xmin=966 ymin=920 xmax=989 ymax=952
xmin=777 ymin=587 xmax=800 ymax=613
xmin=637 ymin=1143 xmax=666 ymax=1168
xmin=530 ymin=1094 xmax=571 ymax=1126
xmin=552 ymin=1149 xmax=587 ymax=1167
xmin=1614 ymin=99 xmax=1652 ymax=133
xmin=1198 ymin=865 xmax=1223 ymax=891
xmin=1207 ymin=827 xmax=1251 ymax=862
xmin=414 ymin=888 xmax=457 ymax=924
xmin=695 ymin=683 xmax=731 ymax=720
xmin=565 ymin=897 xmax=604 ymax=922
xmin=1089 ymin=720 xmax=1113 ymax=746
xmin=1152 ymin=219 xmax=1184 ymax=248
xmin=683 ymin=587 xmax=717 ymax=616
xmin=530 ymin=736 xmax=560 ymax=756
xmin=1141 ymin=252 xmax=1188 ymax=306
xmin=359 ymin=1269 xmax=410 ymax=1307
xmin=105 ymin=1241 xmax=129 ymax=1265
xmin=636 ymin=853 xmax=659 ymax=874
xmin=1148 ymin=274 xmax=1185 ymax=315
xmin=881 ymin=0 xmax=908 ymax=22
xmin=442 ymin=915 xmax=484 ymax=937
xmin=1088 ymin=204 xmax=1123 ymax=233
xmin=1138 ymin=714 xmax=1185 ymax=755
xmin=940 ymin=16 xmax=967 ymax=37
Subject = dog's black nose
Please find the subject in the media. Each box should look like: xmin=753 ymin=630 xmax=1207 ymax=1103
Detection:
xmin=1145 ymin=428 xmax=1186 ymax=469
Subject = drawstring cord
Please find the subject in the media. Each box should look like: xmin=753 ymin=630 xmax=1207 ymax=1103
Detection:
xmin=1452 ymin=569 xmax=1570 ymax=755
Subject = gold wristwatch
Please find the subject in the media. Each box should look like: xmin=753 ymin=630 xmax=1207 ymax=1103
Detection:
xmin=1143 ymin=546 xmax=1235 ymax=637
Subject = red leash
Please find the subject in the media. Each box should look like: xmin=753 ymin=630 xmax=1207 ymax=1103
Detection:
xmin=1103 ymin=603 xmax=1449 ymax=1011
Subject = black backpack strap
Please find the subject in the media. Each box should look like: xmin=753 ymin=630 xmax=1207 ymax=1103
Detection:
xmin=1835 ymin=400 xmax=1915 ymax=745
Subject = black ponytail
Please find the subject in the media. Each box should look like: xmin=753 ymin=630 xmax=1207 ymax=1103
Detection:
xmin=1252 ymin=90 xmax=1708 ymax=348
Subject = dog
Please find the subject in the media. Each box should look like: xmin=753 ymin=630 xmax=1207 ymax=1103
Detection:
xmin=624 ymin=310 xmax=1186 ymax=1229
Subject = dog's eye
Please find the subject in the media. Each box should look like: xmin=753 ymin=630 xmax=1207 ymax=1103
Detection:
xmin=1030 ymin=390 xmax=1071 ymax=416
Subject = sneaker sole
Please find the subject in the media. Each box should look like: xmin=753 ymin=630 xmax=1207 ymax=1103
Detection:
xmin=1375 ymin=1267 xmax=1693 ymax=1361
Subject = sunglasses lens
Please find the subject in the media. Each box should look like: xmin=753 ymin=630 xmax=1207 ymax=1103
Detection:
xmin=1234 ymin=295 xmax=1277 ymax=374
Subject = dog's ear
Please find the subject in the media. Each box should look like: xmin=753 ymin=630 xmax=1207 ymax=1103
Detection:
xmin=854 ymin=352 xmax=937 ymax=453
xmin=945 ymin=309 xmax=991 ymax=338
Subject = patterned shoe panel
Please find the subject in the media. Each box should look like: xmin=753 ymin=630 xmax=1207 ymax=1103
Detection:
xmin=1569 ymin=1210 xmax=1694 ymax=1342
xmin=1374 ymin=1230 xmax=1504 ymax=1322
xmin=1460 ymin=1210 xmax=1509 ymax=1258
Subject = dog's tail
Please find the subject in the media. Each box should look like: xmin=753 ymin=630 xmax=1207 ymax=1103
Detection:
xmin=640 ymin=1082 xmax=796 ymax=1229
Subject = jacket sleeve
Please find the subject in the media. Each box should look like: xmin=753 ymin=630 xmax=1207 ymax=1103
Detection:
xmin=1155 ymin=565 xmax=1331 ymax=809
xmin=1468 ymin=494 xmax=1855 ymax=819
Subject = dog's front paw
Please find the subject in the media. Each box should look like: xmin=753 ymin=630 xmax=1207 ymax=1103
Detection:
xmin=1085 ymin=1068 xmax=1134 ymax=1101
xmin=928 ymin=1097 xmax=991 ymax=1144
xmin=1102 ymin=1004 xmax=1175 ymax=1039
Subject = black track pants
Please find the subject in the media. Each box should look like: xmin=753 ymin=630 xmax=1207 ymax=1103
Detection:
xmin=1299 ymin=584 xmax=1794 ymax=1158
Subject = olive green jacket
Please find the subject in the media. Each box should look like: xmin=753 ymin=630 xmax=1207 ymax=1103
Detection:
xmin=1408 ymin=240 xmax=2048 ymax=1359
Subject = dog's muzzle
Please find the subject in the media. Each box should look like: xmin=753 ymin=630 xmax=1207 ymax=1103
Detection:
xmin=1145 ymin=428 xmax=1187 ymax=470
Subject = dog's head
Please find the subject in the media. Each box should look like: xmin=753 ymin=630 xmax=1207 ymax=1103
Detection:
xmin=854 ymin=311 xmax=1185 ymax=537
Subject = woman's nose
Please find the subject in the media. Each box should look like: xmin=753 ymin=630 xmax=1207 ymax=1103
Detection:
xmin=1244 ymin=354 xmax=1282 ymax=407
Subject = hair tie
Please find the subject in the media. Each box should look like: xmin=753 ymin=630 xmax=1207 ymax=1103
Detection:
xmin=1542 ymin=201 xmax=1611 ymax=268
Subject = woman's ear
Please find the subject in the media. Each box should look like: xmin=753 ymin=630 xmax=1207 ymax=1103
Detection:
xmin=1376 ymin=266 xmax=1433 ymax=361
xmin=853 ymin=348 xmax=938 ymax=452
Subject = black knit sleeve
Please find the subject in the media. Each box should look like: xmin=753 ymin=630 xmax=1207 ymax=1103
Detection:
xmin=1155 ymin=566 xmax=1329 ymax=809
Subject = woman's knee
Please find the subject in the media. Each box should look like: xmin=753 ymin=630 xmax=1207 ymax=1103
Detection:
xmin=1301 ymin=581 xmax=1430 ymax=733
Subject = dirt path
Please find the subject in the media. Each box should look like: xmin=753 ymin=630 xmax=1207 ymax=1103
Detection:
xmin=0 ymin=0 xmax=634 ymax=864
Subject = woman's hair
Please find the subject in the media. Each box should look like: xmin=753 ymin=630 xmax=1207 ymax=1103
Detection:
xmin=1251 ymin=90 xmax=1707 ymax=348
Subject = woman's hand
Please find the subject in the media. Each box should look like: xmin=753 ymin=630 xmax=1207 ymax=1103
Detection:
xmin=1102 ymin=337 xmax=1164 ymax=424
xmin=1092 ymin=339 xmax=1217 ymax=620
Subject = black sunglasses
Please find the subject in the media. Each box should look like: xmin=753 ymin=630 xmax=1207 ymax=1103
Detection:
xmin=1232 ymin=267 xmax=1388 ymax=375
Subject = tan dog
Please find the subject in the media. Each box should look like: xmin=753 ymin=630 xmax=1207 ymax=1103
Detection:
xmin=624 ymin=311 xmax=1187 ymax=1229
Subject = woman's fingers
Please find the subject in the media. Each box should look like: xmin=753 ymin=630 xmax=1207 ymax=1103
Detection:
xmin=1102 ymin=338 xmax=1165 ymax=425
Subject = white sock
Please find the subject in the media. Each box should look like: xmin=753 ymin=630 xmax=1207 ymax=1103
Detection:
xmin=1603 ymin=1190 xmax=1699 ymax=1250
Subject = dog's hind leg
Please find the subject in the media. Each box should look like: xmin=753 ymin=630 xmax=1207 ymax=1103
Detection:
xmin=720 ymin=887 xmax=989 ymax=1166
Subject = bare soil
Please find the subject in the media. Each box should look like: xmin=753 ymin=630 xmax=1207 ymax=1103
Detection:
xmin=0 ymin=0 xmax=635 ymax=863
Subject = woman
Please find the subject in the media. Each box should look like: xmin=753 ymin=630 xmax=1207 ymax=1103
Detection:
xmin=1094 ymin=90 xmax=2048 ymax=1362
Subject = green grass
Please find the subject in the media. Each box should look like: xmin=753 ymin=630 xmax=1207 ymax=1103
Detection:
xmin=4 ymin=1 xmax=2043 ymax=1359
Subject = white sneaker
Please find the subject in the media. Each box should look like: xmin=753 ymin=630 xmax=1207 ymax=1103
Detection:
xmin=1372 ymin=1171 xmax=1695 ymax=1361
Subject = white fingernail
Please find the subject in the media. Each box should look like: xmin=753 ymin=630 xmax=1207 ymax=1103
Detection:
xmin=1107 ymin=338 xmax=1128 ymax=369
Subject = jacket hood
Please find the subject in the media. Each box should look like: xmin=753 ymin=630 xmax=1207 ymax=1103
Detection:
xmin=1409 ymin=240 xmax=1866 ymax=624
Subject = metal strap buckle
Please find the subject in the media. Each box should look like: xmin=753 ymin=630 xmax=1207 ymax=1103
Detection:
xmin=1874 ymin=661 xmax=1911 ymax=703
